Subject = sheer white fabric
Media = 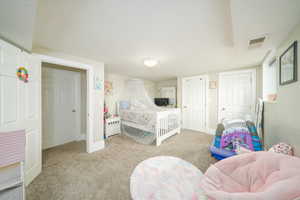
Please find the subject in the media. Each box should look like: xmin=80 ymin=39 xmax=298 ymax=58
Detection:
xmin=120 ymin=79 xmax=180 ymax=145
xmin=119 ymin=79 xmax=158 ymax=144
xmin=122 ymin=79 xmax=162 ymax=110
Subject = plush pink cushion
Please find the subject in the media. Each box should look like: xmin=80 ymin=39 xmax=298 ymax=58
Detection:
xmin=200 ymin=152 xmax=300 ymax=200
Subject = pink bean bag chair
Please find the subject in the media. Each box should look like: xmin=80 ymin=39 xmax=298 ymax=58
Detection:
xmin=200 ymin=151 xmax=300 ymax=200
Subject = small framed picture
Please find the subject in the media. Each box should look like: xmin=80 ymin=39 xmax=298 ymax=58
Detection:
xmin=104 ymin=81 xmax=113 ymax=95
xmin=279 ymin=41 xmax=297 ymax=85
xmin=209 ymin=81 xmax=217 ymax=89
xmin=94 ymin=75 xmax=102 ymax=90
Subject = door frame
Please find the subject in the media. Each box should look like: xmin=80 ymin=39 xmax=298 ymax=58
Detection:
xmin=35 ymin=54 xmax=94 ymax=153
xmin=218 ymin=69 xmax=256 ymax=122
xmin=181 ymin=75 xmax=209 ymax=132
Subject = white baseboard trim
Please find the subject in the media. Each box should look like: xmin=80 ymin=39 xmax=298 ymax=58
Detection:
xmin=77 ymin=133 xmax=86 ymax=141
xmin=182 ymin=128 xmax=215 ymax=135
xmin=25 ymin=161 xmax=41 ymax=186
xmin=204 ymin=128 xmax=215 ymax=135
xmin=88 ymin=140 xmax=105 ymax=153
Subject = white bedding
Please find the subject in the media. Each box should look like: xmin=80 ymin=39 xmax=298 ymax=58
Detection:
xmin=120 ymin=108 xmax=179 ymax=132
xmin=121 ymin=109 xmax=155 ymax=125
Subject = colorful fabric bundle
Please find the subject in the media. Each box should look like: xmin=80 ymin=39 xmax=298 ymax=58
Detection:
xmin=268 ymin=142 xmax=293 ymax=156
xmin=210 ymin=120 xmax=262 ymax=160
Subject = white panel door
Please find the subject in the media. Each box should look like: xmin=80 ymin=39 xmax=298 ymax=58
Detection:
xmin=42 ymin=67 xmax=80 ymax=149
xmin=0 ymin=40 xmax=21 ymax=130
xmin=0 ymin=40 xmax=42 ymax=186
xmin=218 ymin=69 xmax=256 ymax=122
xmin=182 ymin=76 xmax=208 ymax=131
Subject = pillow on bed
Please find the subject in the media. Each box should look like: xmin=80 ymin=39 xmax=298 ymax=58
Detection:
xmin=120 ymin=101 xmax=130 ymax=109
xmin=131 ymin=100 xmax=147 ymax=109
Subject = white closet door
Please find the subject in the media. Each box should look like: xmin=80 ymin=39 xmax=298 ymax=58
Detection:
xmin=182 ymin=76 xmax=208 ymax=131
xmin=0 ymin=40 xmax=42 ymax=186
xmin=42 ymin=67 xmax=81 ymax=149
xmin=218 ymin=69 xmax=256 ymax=122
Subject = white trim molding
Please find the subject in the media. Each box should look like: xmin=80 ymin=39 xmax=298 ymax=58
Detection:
xmin=34 ymin=53 xmax=102 ymax=154
xmin=88 ymin=140 xmax=105 ymax=153
xmin=77 ymin=133 xmax=86 ymax=141
xmin=205 ymin=128 xmax=216 ymax=135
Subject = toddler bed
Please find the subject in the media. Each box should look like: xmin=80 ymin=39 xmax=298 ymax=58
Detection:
xmin=119 ymin=79 xmax=181 ymax=146
xmin=120 ymin=107 xmax=181 ymax=146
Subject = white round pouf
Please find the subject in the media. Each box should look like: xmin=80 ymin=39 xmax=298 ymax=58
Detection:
xmin=130 ymin=156 xmax=207 ymax=200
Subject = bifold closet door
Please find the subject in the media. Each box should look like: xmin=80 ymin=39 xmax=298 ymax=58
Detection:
xmin=182 ymin=76 xmax=207 ymax=132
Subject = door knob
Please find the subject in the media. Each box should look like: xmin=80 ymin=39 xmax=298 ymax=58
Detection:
xmin=72 ymin=109 xmax=76 ymax=112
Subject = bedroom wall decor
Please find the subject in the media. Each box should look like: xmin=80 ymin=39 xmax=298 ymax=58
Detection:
xmin=279 ymin=41 xmax=297 ymax=85
xmin=209 ymin=80 xmax=217 ymax=89
xmin=94 ymin=74 xmax=102 ymax=90
xmin=17 ymin=67 xmax=29 ymax=83
xmin=104 ymin=80 xmax=113 ymax=95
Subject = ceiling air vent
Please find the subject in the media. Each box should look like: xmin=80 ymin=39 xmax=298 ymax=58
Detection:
xmin=248 ymin=36 xmax=266 ymax=48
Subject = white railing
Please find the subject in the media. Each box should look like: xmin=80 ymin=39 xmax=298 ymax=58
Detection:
xmin=156 ymin=108 xmax=181 ymax=146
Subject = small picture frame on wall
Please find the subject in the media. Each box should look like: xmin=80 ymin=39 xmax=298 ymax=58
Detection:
xmin=209 ymin=80 xmax=217 ymax=89
xmin=94 ymin=74 xmax=102 ymax=90
xmin=104 ymin=81 xmax=113 ymax=95
xmin=279 ymin=41 xmax=297 ymax=85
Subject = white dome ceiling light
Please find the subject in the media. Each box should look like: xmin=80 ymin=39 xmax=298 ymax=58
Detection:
xmin=143 ymin=59 xmax=159 ymax=68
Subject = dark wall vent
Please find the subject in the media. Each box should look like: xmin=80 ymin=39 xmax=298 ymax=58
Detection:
xmin=248 ymin=36 xmax=266 ymax=48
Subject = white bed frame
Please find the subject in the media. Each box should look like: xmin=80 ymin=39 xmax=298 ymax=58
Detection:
xmin=121 ymin=108 xmax=181 ymax=146
xmin=155 ymin=108 xmax=181 ymax=146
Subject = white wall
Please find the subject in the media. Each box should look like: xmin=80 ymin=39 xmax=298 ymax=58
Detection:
xmin=144 ymin=80 xmax=156 ymax=99
xmin=177 ymin=66 xmax=262 ymax=130
xmin=155 ymin=79 xmax=177 ymax=97
xmin=264 ymin=23 xmax=300 ymax=156
xmin=0 ymin=0 xmax=37 ymax=51
xmin=104 ymin=72 xmax=156 ymax=116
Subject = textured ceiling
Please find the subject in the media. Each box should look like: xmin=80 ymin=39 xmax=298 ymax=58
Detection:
xmin=0 ymin=0 xmax=37 ymax=51
xmin=33 ymin=0 xmax=300 ymax=81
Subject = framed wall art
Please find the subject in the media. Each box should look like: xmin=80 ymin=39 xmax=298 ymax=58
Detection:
xmin=279 ymin=41 xmax=297 ymax=85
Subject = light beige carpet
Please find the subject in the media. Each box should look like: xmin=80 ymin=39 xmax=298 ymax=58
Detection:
xmin=26 ymin=130 xmax=216 ymax=200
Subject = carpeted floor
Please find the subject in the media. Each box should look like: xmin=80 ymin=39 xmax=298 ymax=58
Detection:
xmin=26 ymin=130 xmax=216 ymax=200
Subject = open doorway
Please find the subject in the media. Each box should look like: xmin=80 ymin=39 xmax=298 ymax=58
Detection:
xmin=41 ymin=62 xmax=87 ymax=150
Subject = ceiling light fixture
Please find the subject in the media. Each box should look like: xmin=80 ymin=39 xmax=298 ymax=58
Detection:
xmin=144 ymin=59 xmax=159 ymax=67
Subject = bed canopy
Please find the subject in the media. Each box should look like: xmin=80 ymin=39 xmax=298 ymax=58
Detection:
xmin=119 ymin=79 xmax=180 ymax=145
xmin=121 ymin=79 xmax=161 ymax=110
xmin=120 ymin=79 xmax=159 ymax=144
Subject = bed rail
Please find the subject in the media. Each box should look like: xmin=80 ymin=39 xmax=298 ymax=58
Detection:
xmin=156 ymin=108 xmax=181 ymax=146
